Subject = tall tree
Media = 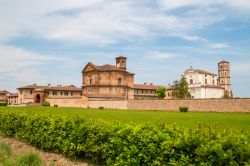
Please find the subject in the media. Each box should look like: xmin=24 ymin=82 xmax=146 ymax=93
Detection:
xmin=156 ymin=86 xmax=166 ymax=99
xmin=173 ymin=75 xmax=190 ymax=99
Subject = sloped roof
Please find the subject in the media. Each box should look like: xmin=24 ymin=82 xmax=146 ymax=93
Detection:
xmin=82 ymin=62 xmax=134 ymax=75
xmin=8 ymin=93 xmax=18 ymax=97
xmin=0 ymin=90 xmax=10 ymax=94
xmin=218 ymin=60 xmax=229 ymax=63
xmin=18 ymin=85 xmax=82 ymax=91
xmin=185 ymin=68 xmax=216 ymax=75
xmin=134 ymin=84 xmax=163 ymax=90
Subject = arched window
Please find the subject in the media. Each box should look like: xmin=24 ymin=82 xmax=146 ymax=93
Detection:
xmin=205 ymin=79 xmax=207 ymax=84
xmin=90 ymin=78 xmax=92 ymax=85
xmin=190 ymin=79 xmax=193 ymax=84
xmin=118 ymin=78 xmax=122 ymax=85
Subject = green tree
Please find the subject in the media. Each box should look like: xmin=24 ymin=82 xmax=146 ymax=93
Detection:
xmin=173 ymin=75 xmax=190 ymax=99
xmin=156 ymin=86 xmax=166 ymax=99
xmin=222 ymin=90 xmax=231 ymax=99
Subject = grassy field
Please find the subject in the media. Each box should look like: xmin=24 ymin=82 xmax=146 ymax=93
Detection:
xmin=0 ymin=142 xmax=42 ymax=166
xmin=1 ymin=106 xmax=249 ymax=131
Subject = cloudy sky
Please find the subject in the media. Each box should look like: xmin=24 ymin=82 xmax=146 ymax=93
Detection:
xmin=0 ymin=0 xmax=250 ymax=97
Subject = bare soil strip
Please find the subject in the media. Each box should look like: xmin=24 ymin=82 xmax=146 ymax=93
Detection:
xmin=0 ymin=136 xmax=89 ymax=166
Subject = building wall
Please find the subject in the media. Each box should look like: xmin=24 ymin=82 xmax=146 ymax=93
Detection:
xmin=83 ymin=70 xmax=134 ymax=99
xmin=18 ymin=90 xmax=34 ymax=104
xmin=200 ymin=87 xmax=224 ymax=98
xmin=8 ymin=97 xmax=18 ymax=105
xmin=0 ymin=95 xmax=7 ymax=103
xmin=218 ymin=62 xmax=232 ymax=97
xmin=17 ymin=88 xmax=82 ymax=104
xmin=185 ymin=71 xmax=218 ymax=88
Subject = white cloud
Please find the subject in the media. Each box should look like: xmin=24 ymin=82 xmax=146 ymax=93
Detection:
xmin=0 ymin=44 xmax=68 ymax=90
xmin=158 ymin=0 xmax=250 ymax=11
xmin=0 ymin=0 xmax=242 ymax=45
xmin=147 ymin=51 xmax=177 ymax=60
xmin=209 ymin=43 xmax=231 ymax=49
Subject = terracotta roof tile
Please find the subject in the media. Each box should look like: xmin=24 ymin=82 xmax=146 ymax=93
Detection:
xmin=8 ymin=93 xmax=18 ymax=97
xmin=134 ymin=84 xmax=164 ymax=90
xmin=218 ymin=60 xmax=229 ymax=63
xmin=18 ymin=85 xmax=82 ymax=91
xmin=185 ymin=68 xmax=216 ymax=75
xmin=83 ymin=62 xmax=134 ymax=75
xmin=0 ymin=90 xmax=10 ymax=94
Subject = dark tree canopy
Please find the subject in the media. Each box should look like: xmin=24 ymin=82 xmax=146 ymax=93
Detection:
xmin=172 ymin=75 xmax=190 ymax=99
xmin=156 ymin=86 xmax=166 ymax=99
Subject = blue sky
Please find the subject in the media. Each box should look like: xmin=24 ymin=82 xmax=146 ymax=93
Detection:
xmin=0 ymin=0 xmax=250 ymax=97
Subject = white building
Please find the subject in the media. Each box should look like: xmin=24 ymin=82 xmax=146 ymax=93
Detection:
xmin=184 ymin=68 xmax=225 ymax=99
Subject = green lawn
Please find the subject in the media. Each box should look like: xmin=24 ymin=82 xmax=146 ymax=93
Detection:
xmin=1 ymin=106 xmax=250 ymax=131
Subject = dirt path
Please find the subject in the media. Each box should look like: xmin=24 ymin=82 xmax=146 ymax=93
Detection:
xmin=0 ymin=136 xmax=89 ymax=166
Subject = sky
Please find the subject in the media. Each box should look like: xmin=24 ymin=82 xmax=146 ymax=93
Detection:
xmin=0 ymin=0 xmax=250 ymax=97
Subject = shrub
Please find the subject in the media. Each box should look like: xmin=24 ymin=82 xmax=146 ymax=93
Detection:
xmin=99 ymin=106 xmax=104 ymax=110
xmin=0 ymin=111 xmax=249 ymax=165
xmin=0 ymin=103 xmax=7 ymax=106
xmin=179 ymin=106 xmax=188 ymax=112
xmin=42 ymin=100 xmax=50 ymax=107
xmin=16 ymin=152 xmax=42 ymax=166
xmin=54 ymin=104 xmax=58 ymax=107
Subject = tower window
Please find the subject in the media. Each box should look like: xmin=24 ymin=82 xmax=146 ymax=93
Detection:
xmin=225 ymin=72 xmax=227 ymax=76
xmin=212 ymin=80 xmax=215 ymax=85
xmin=90 ymin=78 xmax=92 ymax=85
xmin=205 ymin=79 xmax=207 ymax=84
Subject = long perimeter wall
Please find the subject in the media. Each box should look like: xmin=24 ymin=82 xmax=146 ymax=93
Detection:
xmin=88 ymin=98 xmax=250 ymax=112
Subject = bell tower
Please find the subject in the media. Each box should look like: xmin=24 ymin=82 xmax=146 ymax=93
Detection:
xmin=116 ymin=56 xmax=127 ymax=70
xmin=218 ymin=60 xmax=232 ymax=97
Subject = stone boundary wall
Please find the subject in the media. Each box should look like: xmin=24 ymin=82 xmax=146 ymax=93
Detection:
xmin=127 ymin=98 xmax=250 ymax=112
xmin=88 ymin=100 xmax=127 ymax=109
xmin=47 ymin=97 xmax=88 ymax=108
xmin=46 ymin=97 xmax=250 ymax=112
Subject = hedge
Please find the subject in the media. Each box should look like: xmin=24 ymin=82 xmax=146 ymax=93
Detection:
xmin=0 ymin=111 xmax=249 ymax=165
xmin=0 ymin=103 xmax=7 ymax=106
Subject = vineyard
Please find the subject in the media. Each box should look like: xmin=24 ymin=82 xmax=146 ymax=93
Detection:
xmin=0 ymin=107 xmax=249 ymax=165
